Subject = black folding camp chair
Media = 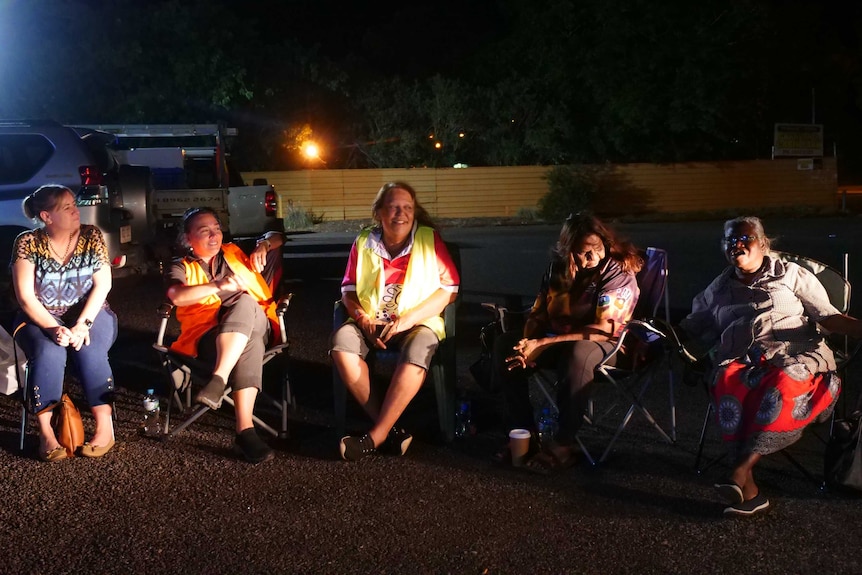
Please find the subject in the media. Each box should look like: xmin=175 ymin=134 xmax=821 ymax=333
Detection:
xmin=483 ymin=247 xmax=678 ymax=465
xmin=152 ymin=294 xmax=295 ymax=439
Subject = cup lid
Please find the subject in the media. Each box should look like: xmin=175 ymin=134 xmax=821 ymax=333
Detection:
xmin=509 ymin=428 xmax=531 ymax=439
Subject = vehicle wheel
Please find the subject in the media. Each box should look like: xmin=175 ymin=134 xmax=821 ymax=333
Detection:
xmin=118 ymin=164 xmax=156 ymax=242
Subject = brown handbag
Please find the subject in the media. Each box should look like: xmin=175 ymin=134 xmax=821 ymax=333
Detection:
xmin=52 ymin=393 xmax=85 ymax=457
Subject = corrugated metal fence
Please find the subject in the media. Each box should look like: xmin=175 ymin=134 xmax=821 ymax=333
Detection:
xmin=244 ymin=158 xmax=837 ymax=221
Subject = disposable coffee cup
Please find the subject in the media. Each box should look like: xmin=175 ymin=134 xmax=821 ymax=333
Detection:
xmin=509 ymin=429 xmax=532 ymax=467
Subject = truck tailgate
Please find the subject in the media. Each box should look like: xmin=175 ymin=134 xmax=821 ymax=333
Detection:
xmin=227 ymin=184 xmax=280 ymax=236
xmin=152 ymin=188 xmax=227 ymax=218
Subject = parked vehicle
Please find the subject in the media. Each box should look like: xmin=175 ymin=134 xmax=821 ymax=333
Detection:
xmin=0 ymin=119 xmax=153 ymax=277
xmin=74 ymin=124 xmax=283 ymax=262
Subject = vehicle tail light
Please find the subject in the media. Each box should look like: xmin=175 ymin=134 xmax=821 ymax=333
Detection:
xmin=76 ymin=184 xmax=109 ymax=206
xmin=265 ymin=188 xmax=278 ymax=217
xmin=79 ymin=165 xmax=103 ymax=186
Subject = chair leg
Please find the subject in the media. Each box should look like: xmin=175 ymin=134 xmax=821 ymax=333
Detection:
xmin=599 ymin=374 xmax=674 ymax=463
xmin=431 ymin=359 xmax=456 ymax=442
xmin=333 ymin=364 xmax=347 ymax=440
xmin=19 ymin=405 xmax=27 ymax=453
xmin=280 ymin=370 xmax=291 ymax=439
xmin=694 ymin=402 xmax=727 ymax=473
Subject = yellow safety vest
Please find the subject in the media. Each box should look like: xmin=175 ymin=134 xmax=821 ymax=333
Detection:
xmin=355 ymin=225 xmax=446 ymax=340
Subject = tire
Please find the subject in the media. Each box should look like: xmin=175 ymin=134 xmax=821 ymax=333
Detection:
xmin=117 ymin=164 xmax=156 ymax=242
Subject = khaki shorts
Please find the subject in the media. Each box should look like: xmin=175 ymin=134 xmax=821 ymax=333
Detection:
xmin=330 ymin=321 xmax=439 ymax=370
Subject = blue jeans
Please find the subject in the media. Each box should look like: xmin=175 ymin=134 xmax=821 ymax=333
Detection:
xmin=15 ymin=307 xmax=118 ymax=412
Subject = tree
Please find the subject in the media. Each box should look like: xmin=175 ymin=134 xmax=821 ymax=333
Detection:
xmin=2 ymin=0 xmax=255 ymax=122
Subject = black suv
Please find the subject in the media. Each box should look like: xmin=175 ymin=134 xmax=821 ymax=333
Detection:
xmin=0 ymin=120 xmax=154 ymax=274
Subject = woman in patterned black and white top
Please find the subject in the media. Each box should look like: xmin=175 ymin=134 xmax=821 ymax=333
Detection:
xmin=681 ymin=215 xmax=862 ymax=516
xmin=11 ymin=184 xmax=118 ymax=461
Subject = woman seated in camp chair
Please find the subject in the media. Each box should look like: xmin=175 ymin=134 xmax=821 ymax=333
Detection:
xmin=165 ymin=207 xmax=284 ymax=464
xmin=331 ymin=181 xmax=460 ymax=462
xmin=494 ymin=213 xmax=642 ymax=473
xmin=679 ymin=216 xmax=862 ymax=517
xmin=12 ymin=185 xmax=118 ymax=461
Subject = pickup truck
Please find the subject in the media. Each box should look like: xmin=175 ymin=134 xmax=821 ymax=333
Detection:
xmin=75 ymin=124 xmax=283 ymax=264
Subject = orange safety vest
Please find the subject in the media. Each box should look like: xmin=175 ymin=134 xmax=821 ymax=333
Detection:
xmin=171 ymin=243 xmax=279 ymax=357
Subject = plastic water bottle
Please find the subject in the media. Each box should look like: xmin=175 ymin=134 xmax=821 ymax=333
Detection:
xmin=537 ymin=407 xmax=558 ymax=448
xmin=142 ymin=389 xmax=161 ymax=436
xmin=455 ymin=399 xmax=472 ymax=439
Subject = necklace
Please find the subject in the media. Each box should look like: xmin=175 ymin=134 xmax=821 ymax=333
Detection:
xmin=47 ymin=229 xmax=77 ymax=263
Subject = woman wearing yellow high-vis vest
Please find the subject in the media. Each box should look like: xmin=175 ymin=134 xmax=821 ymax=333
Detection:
xmin=166 ymin=207 xmax=284 ymax=464
xmin=332 ymin=182 xmax=460 ymax=461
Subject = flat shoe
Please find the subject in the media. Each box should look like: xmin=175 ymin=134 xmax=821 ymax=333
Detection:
xmin=79 ymin=438 xmax=116 ymax=458
xmin=723 ymin=492 xmax=770 ymax=517
xmin=194 ymin=376 xmax=226 ymax=410
xmin=524 ymin=446 xmax=578 ymax=475
xmin=39 ymin=446 xmax=68 ymax=462
xmin=234 ymin=428 xmax=273 ymax=464
xmin=714 ymin=481 xmax=744 ymax=504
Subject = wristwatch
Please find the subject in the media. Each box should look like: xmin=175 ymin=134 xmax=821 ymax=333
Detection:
xmin=83 ymin=318 xmax=93 ymax=329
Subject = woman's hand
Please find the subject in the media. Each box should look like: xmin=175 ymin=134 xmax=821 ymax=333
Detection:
xmin=216 ymin=274 xmax=244 ymax=293
xmin=250 ymin=242 xmax=268 ymax=273
xmin=51 ymin=325 xmax=72 ymax=348
xmin=68 ymin=323 xmax=91 ymax=351
xmin=506 ymin=338 xmax=543 ymax=370
xmin=353 ymin=310 xmax=381 ymax=346
xmin=379 ymin=312 xmax=416 ymax=345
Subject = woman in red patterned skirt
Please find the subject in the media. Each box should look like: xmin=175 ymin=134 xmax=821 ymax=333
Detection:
xmin=680 ymin=216 xmax=862 ymax=516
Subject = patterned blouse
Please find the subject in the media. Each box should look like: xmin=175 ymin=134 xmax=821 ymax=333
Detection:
xmin=679 ymin=255 xmax=839 ymax=378
xmin=12 ymin=224 xmax=110 ymax=318
xmin=529 ymin=257 xmax=639 ymax=339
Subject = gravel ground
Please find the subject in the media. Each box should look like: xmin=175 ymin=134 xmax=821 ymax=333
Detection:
xmin=2 ymin=230 xmax=862 ymax=574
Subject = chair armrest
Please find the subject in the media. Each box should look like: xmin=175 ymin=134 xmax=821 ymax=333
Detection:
xmin=596 ymin=318 xmax=699 ymax=372
xmin=333 ymin=300 xmax=348 ymax=327
xmin=155 ymin=302 xmax=175 ymax=348
xmin=276 ymin=293 xmax=293 ymax=343
xmin=276 ymin=293 xmax=293 ymax=318
xmin=644 ymin=318 xmax=700 ymax=363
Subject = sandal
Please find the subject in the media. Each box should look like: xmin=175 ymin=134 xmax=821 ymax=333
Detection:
xmin=524 ymin=445 xmax=579 ymax=475
xmin=491 ymin=436 xmax=540 ymax=465
xmin=491 ymin=447 xmax=512 ymax=465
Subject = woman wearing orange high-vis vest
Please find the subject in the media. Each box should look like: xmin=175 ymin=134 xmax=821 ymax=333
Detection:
xmin=165 ymin=207 xmax=283 ymax=464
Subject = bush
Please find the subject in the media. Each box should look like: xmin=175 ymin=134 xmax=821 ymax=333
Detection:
xmin=283 ymin=200 xmax=324 ymax=230
xmin=538 ymin=165 xmax=600 ymax=221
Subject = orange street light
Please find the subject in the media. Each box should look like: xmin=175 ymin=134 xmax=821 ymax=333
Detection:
xmin=302 ymin=141 xmax=321 ymax=160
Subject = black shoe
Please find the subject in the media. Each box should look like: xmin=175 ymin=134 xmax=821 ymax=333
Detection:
xmin=340 ymin=434 xmax=376 ymax=461
xmin=195 ymin=375 xmax=226 ymax=410
xmin=381 ymin=427 xmax=413 ymax=456
xmin=714 ymin=481 xmax=744 ymax=505
xmin=723 ymin=492 xmax=770 ymax=517
xmin=234 ymin=428 xmax=274 ymax=464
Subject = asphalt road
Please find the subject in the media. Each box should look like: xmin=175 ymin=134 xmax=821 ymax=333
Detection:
xmin=1 ymin=217 xmax=862 ymax=574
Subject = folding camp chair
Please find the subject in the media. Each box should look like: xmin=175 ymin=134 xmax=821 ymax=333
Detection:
xmin=12 ymin=322 xmax=118 ymax=453
xmin=586 ymin=247 xmax=690 ymax=463
xmin=152 ymin=293 xmax=295 ymax=439
xmin=332 ymin=243 xmax=461 ymax=443
xmin=693 ymin=251 xmax=862 ymax=487
xmin=487 ymin=247 xmax=676 ymax=465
